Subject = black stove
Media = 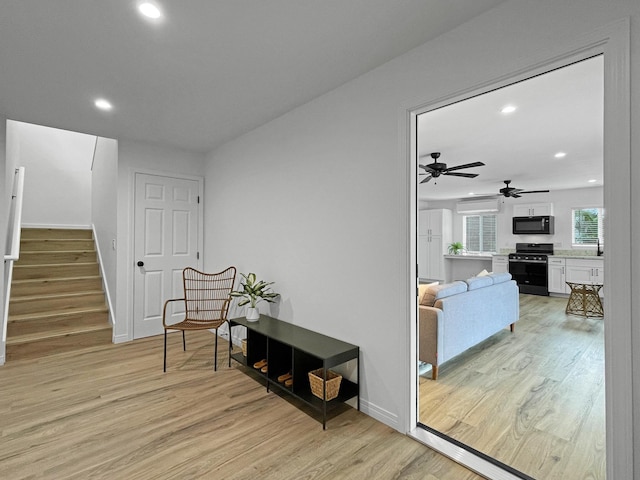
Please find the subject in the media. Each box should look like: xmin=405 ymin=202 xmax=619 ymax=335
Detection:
xmin=508 ymin=243 xmax=554 ymax=296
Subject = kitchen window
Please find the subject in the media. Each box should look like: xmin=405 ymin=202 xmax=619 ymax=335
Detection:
xmin=463 ymin=214 xmax=497 ymax=253
xmin=572 ymin=207 xmax=604 ymax=246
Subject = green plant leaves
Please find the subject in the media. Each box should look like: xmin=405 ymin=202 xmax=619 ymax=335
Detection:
xmin=231 ymin=272 xmax=280 ymax=308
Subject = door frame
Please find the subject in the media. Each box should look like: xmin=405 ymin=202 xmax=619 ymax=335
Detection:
xmin=122 ymin=167 xmax=204 ymax=343
xmin=400 ymin=18 xmax=631 ymax=479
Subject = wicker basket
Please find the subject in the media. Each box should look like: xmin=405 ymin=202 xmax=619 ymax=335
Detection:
xmin=241 ymin=339 xmax=247 ymax=357
xmin=308 ymin=369 xmax=342 ymax=401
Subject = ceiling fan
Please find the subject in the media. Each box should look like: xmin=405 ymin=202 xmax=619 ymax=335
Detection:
xmin=419 ymin=152 xmax=485 ymax=184
xmin=499 ymin=180 xmax=550 ymax=198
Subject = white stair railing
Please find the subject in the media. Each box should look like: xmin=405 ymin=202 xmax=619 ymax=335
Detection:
xmin=3 ymin=167 xmax=25 ymax=348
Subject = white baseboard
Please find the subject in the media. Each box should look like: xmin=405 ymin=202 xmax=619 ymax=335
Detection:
xmin=113 ymin=333 xmax=130 ymax=344
xmin=0 ymin=354 xmax=5 ymax=366
xmin=360 ymin=398 xmax=400 ymax=431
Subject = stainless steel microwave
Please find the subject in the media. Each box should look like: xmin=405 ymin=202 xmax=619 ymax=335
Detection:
xmin=512 ymin=215 xmax=555 ymax=235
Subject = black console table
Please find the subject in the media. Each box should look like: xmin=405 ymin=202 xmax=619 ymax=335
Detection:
xmin=229 ymin=315 xmax=359 ymax=429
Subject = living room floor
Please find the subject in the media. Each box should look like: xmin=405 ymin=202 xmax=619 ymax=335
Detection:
xmin=419 ymin=294 xmax=605 ymax=479
xmin=0 ymin=330 xmax=485 ymax=480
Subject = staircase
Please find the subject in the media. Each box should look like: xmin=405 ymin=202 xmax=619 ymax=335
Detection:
xmin=6 ymin=228 xmax=112 ymax=361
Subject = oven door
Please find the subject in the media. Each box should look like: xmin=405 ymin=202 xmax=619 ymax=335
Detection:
xmin=508 ymin=258 xmax=549 ymax=295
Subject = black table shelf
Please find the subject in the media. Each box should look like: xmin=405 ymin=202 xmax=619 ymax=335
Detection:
xmin=229 ymin=315 xmax=359 ymax=429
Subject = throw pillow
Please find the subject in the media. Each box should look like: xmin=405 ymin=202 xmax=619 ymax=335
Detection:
xmin=418 ymin=282 xmax=439 ymax=305
xmin=477 ymin=269 xmax=491 ymax=277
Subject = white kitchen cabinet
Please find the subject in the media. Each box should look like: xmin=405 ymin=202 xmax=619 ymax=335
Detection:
xmin=418 ymin=209 xmax=452 ymax=281
xmin=492 ymin=255 xmax=509 ymax=274
xmin=565 ymin=258 xmax=604 ymax=296
xmin=419 ymin=209 xmax=451 ymax=236
xmin=548 ymin=257 xmax=568 ymax=294
xmin=512 ymin=202 xmax=553 ymax=217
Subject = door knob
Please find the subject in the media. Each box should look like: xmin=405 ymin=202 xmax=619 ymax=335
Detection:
xmin=137 ymin=261 xmax=144 ymax=267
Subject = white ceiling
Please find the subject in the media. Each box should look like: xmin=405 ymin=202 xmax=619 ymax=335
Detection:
xmin=0 ymin=0 xmax=505 ymax=154
xmin=417 ymin=55 xmax=604 ymax=201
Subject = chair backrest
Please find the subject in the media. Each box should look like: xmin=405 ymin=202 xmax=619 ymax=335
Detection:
xmin=183 ymin=266 xmax=236 ymax=324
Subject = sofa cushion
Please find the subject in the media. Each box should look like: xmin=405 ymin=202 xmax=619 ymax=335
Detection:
xmin=421 ymin=281 xmax=468 ymax=306
xmin=466 ymin=275 xmax=494 ymax=290
xmin=488 ymin=272 xmax=512 ymax=284
xmin=418 ymin=282 xmax=440 ymax=305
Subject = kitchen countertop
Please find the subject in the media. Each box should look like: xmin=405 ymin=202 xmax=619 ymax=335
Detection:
xmin=549 ymin=255 xmax=605 ymax=260
xmin=444 ymin=254 xmax=493 ymax=260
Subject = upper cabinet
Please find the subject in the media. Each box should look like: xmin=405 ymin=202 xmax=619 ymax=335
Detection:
xmin=418 ymin=209 xmax=452 ymax=237
xmin=512 ymin=203 xmax=554 ymax=217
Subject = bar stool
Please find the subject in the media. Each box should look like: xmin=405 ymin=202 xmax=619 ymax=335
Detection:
xmin=565 ymin=282 xmax=604 ymax=318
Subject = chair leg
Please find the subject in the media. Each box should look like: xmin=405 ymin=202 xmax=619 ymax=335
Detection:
xmin=214 ymin=330 xmax=218 ymax=371
xmin=182 ymin=330 xmax=186 ymax=351
xmin=163 ymin=329 xmax=167 ymax=372
xmin=228 ymin=326 xmax=232 ymax=368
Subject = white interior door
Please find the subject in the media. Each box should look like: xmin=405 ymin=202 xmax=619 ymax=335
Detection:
xmin=133 ymin=173 xmax=200 ymax=339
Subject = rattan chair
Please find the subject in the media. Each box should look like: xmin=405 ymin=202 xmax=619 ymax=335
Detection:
xmin=162 ymin=266 xmax=237 ymax=372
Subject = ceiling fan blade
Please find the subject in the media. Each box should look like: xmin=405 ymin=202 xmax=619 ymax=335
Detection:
xmin=445 ymin=161 xmax=485 ymax=172
xmin=419 ymin=164 xmax=436 ymax=173
xmin=444 ymin=172 xmax=479 ymax=178
xmin=420 ymin=175 xmax=433 ymax=184
xmin=511 ymin=193 xmax=522 ymax=198
xmin=520 ymin=189 xmax=550 ymax=194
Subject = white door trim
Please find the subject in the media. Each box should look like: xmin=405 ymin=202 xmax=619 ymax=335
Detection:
xmin=400 ymin=17 xmax=631 ymax=480
xmin=121 ymin=167 xmax=204 ymax=344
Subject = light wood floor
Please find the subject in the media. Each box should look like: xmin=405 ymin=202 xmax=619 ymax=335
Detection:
xmin=0 ymin=333 xmax=484 ymax=480
xmin=419 ymin=294 xmax=605 ymax=479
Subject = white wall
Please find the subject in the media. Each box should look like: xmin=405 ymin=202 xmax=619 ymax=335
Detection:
xmin=113 ymin=139 xmax=205 ymax=342
xmin=91 ymin=137 xmax=118 ymax=326
xmin=202 ymin=1 xmax=639 ymax=464
xmin=11 ymin=121 xmax=96 ymax=228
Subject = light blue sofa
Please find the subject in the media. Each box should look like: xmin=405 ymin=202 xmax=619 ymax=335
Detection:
xmin=418 ymin=272 xmax=519 ymax=380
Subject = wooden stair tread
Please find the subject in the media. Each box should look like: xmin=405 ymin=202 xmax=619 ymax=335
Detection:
xmin=15 ymin=261 xmax=98 ymax=266
xmin=10 ymin=290 xmax=105 ymax=303
xmin=7 ymin=323 xmax=111 ymax=345
xmin=20 ymin=250 xmax=96 ymax=254
xmin=9 ymin=305 xmax=109 ymax=323
xmin=12 ymin=275 xmax=102 ymax=285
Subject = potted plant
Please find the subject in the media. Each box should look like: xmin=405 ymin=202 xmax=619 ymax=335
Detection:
xmin=230 ymin=272 xmax=280 ymax=321
xmin=448 ymin=241 xmax=465 ymax=255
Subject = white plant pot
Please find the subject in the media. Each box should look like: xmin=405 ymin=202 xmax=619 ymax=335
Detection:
xmin=246 ymin=307 xmax=260 ymax=321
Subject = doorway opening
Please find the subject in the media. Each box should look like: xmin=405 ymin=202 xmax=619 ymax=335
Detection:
xmin=413 ymin=56 xmax=607 ymax=479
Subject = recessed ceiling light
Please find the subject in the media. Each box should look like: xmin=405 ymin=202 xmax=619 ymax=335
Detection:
xmin=500 ymin=105 xmax=517 ymax=114
xmin=588 ymin=179 xmax=597 ymax=183
xmin=554 ymin=152 xmax=567 ymax=158
xmin=468 ymin=192 xmax=475 ymax=196
xmin=138 ymin=2 xmax=162 ymax=19
xmin=94 ymin=98 xmax=113 ymax=111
